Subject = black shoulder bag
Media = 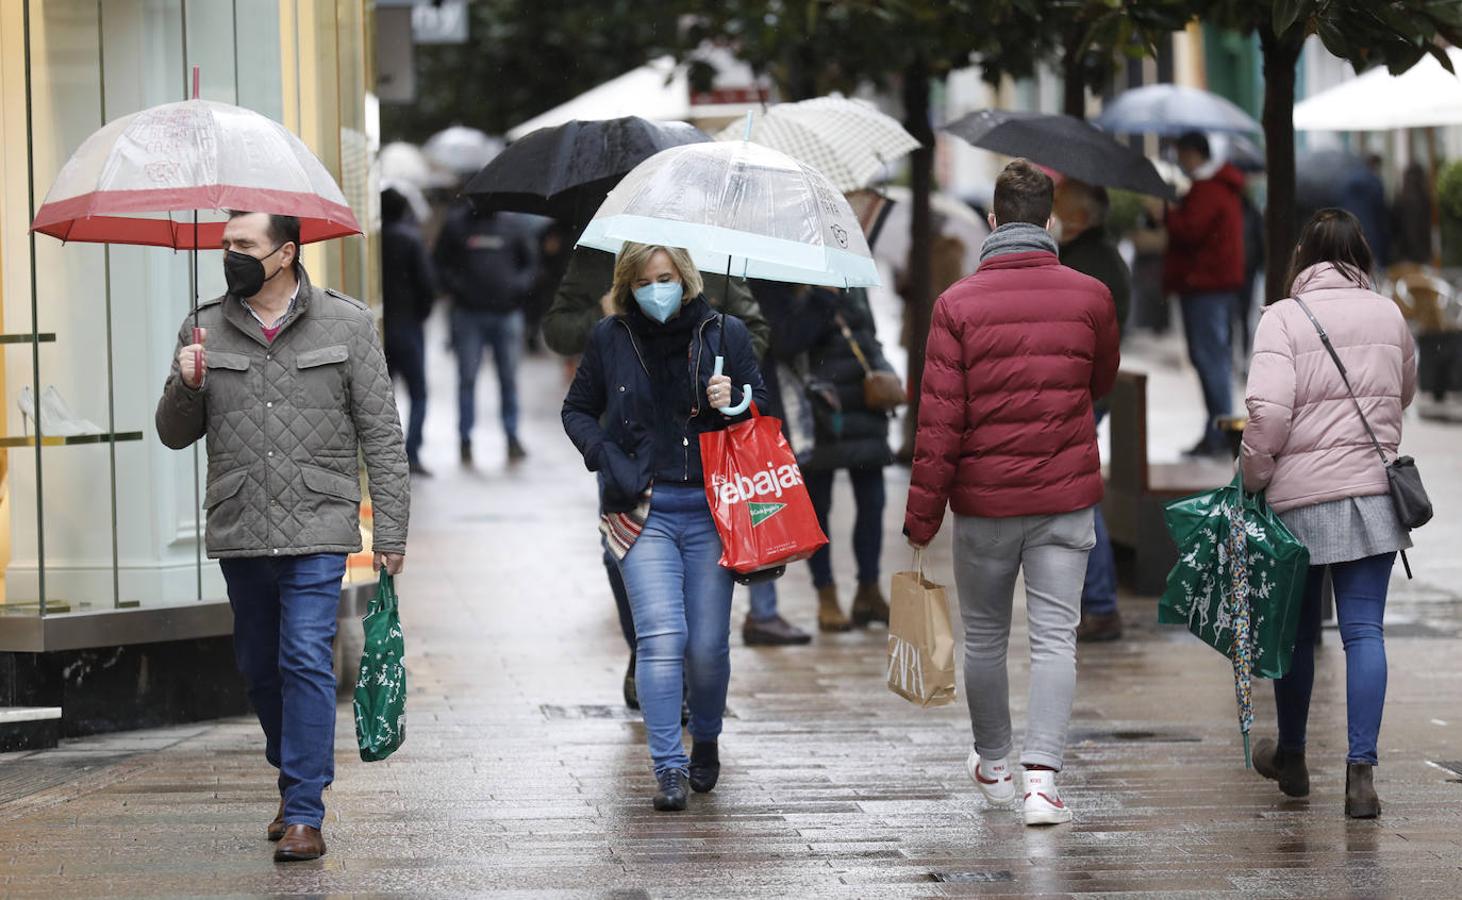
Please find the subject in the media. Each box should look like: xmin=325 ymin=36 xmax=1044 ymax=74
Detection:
xmin=1293 ymin=297 xmax=1431 ymax=577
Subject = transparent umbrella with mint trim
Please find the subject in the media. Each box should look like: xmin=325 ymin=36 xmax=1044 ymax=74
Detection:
xmin=577 ymin=134 xmax=879 ymax=415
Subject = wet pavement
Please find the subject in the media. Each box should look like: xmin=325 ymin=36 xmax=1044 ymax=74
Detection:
xmin=1 ymin=315 xmax=1460 ymax=897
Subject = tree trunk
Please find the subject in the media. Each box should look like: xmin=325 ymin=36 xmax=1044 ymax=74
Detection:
xmin=1062 ymin=27 xmax=1087 ymax=117
xmin=900 ymin=56 xmax=936 ymax=461
xmin=1260 ymin=25 xmax=1304 ymax=305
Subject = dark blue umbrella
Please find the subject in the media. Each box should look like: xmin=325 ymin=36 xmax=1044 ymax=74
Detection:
xmin=1095 ymin=84 xmax=1261 ymax=136
xmin=945 ymin=109 xmax=1175 ymax=199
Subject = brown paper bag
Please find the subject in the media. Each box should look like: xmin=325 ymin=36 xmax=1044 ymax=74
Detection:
xmin=886 ymin=552 xmax=957 ymax=708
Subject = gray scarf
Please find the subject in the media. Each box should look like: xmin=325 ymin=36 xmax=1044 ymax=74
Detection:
xmin=979 ymin=222 xmax=1058 ymax=263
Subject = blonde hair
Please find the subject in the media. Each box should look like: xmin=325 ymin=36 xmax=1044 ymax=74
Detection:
xmin=610 ymin=243 xmax=704 ymax=316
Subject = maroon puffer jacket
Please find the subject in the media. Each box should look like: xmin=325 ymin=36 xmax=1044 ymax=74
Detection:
xmin=1163 ymin=162 xmax=1247 ymax=295
xmin=905 ymin=251 xmax=1120 ymax=546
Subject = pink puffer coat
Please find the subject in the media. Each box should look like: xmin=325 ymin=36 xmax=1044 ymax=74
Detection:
xmin=1241 ymin=263 xmax=1417 ymax=513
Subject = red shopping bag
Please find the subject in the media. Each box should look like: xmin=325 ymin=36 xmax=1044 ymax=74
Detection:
xmin=700 ymin=406 xmax=828 ymax=574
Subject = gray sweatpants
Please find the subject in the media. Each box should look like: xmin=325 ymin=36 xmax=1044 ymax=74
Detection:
xmin=953 ymin=507 xmax=1096 ymax=771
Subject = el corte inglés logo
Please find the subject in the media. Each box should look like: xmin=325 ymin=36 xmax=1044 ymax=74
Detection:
xmin=748 ymin=502 xmax=786 ymax=527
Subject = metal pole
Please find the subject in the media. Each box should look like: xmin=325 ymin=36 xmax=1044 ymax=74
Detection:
xmin=99 ymin=0 xmax=121 ymax=608
xmin=22 ymin=1 xmax=47 ymax=615
xmin=192 ymin=215 xmax=201 ymax=602
xmin=183 ymin=1 xmax=202 ymax=602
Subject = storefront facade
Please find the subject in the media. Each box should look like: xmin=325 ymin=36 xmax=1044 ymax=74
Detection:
xmin=0 ymin=0 xmax=378 ymax=744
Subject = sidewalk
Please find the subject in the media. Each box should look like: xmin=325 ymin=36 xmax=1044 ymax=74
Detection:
xmin=0 ymin=317 xmax=1459 ymax=897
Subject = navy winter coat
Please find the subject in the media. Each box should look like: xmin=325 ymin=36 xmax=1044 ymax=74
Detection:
xmin=562 ymin=299 xmax=769 ymax=514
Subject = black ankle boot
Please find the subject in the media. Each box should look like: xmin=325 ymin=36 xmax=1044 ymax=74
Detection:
xmin=1252 ymin=738 xmax=1310 ymax=797
xmin=689 ymin=741 xmax=720 ymax=793
xmin=1346 ymin=763 xmax=1380 ymax=819
xmin=653 ymin=769 xmax=689 ymax=812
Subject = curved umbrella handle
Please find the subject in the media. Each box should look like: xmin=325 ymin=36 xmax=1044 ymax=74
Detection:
xmin=713 ymin=356 xmax=752 ymax=417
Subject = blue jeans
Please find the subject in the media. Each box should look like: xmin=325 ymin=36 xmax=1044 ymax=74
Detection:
xmin=805 ymin=467 xmax=885 ymax=589
xmin=1081 ymin=410 xmax=1117 ymax=615
xmin=1179 ymin=291 xmax=1235 ymax=449
xmin=748 ymin=582 xmax=778 ymax=621
xmin=1274 ymin=553 xmax=1394 ymax=766
xmin=452 ymin=307 xmax=523 ymax=443
xmin=616 ymin=484 xmax=734 ymax=775
xmin=385 ymin=323 xmax=427 ymax=464
xmin=220 ymin=553 xmax=347 ymax=830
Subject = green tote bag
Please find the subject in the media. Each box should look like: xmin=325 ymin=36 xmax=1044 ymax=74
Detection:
xmin=354 ymin=571 xmax=407 ymax=762
xmin=1158 ymin=474 xmax=1311 ymax=680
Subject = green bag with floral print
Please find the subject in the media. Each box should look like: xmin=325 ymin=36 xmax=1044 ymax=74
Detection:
xmin=354 ymin=571 xmax=406 ymax=762
xmin=1158 ymin=474 xmax=1311 ymax=680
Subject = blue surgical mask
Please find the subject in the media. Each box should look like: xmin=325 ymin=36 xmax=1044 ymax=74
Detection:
xmin=632 ymin=281 xmax=685 ymax=323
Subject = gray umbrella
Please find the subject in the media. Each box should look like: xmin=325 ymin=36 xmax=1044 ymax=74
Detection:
xmin=1095 ymin=84 xmax=1261 ymax=136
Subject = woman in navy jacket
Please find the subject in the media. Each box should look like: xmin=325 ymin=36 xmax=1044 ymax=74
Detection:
xmin=562 ymin=242 xmax=768 ymax=812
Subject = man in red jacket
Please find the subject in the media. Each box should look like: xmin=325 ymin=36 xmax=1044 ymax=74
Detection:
xmin=904 ymin=159 xmax=1120 ymax=827
xmin=1165 ymin=131 xmax=1247 ymax=456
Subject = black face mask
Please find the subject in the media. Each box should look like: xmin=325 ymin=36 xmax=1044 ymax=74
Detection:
xmin=223 ymin=243 xmax=287 ymax=298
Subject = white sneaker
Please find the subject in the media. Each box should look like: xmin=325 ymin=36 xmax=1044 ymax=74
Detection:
xmin=966 ymin=750 xmax=1016 ymax=805
xmin=1021 ymin=769 xmax=1073 ymax=825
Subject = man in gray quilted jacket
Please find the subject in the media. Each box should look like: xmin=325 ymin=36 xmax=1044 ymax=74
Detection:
xmin=156 ymin=211 xmax=410 ymax=863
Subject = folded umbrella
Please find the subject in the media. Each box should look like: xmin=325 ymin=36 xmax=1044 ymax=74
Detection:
xmin=944 ymin=109 xmax=1174 ymax=199
xmin=463 ymin=116 xmax=710 ymax=224
xmin=1157 ymin=475 xmax=1310 ymax=765
xmin=577 ymin=139 xmax=879 ymax=290
xmin=1095 ymin=84 xmax=1261 ymax=136
xmin=716 ymin=97 xmax=921 ymax=192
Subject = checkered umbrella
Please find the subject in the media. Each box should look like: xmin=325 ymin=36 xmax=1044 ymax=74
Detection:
xmin=715 ymin=97 xmax=921 ymax=192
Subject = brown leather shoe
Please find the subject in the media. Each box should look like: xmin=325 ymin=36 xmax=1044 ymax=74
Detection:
xmin=267 ymin=801 xmax=286 ymax=842
xmin=1076 ymin=610 xmax=1123 ymax=643
xmin=273 ymin=824 xmax=326 ymax=862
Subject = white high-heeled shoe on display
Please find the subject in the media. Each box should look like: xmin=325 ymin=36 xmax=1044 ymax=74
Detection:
xmin=41 ymin=385 xmax=101 ymax=435
xmin=17 ymin=384 xmax=101 ymax=437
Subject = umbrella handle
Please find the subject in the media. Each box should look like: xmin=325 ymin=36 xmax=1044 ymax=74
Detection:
xmin=192 ymin=326 xmax=205 ymax=388
xmin=712 ymin=356 xmax=752 ymax=416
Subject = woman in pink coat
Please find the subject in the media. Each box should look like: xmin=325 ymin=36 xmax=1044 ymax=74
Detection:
xmin=1240 ymin=209 xmax=1417 ymax=820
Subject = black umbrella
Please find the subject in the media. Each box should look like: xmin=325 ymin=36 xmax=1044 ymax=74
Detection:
xmin=463 ymin=116 xmax=710 ymax=226
xmin=944 ymin=109 xmax=1175 ymax=200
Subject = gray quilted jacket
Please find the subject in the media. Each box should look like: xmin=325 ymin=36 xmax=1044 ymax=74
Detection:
xmin=155 ymin=266 xmax=410 ymax=559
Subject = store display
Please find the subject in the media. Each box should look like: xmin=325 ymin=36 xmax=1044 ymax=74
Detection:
xmin=17 ymin=385 xmax=103 ymax=437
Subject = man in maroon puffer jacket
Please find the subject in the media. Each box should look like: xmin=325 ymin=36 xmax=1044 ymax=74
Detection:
xmin=904 ymin=159 xmax=1119 ymax=826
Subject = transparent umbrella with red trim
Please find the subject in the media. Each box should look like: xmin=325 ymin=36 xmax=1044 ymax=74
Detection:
xmin=30 ymin=67 xmax=360 ymax=339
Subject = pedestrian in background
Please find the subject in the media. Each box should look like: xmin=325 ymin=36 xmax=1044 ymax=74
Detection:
xmin=1241 ymin=208 xmax=1416 ymax=820
xmin=434 ymin=199 xmax=540 ymax=465
xmin=758 ymin=280 xmax=895 ymax=633
xmin=1390 ymin=163 xmax=1433 ymax=265
xmin=905 ymin=160 xmax=1120 ymax=826
xmin=156 ymin=211 xmax=410 ymax=861
xmin=381 ymin=186 xmax=437 ymax=476
xmin=1052 ymin=178 xmax=1130 ymax=644
xmin=562 ymin=242 xmax=768 ymax=812
xmin=1165 ymin=131 xmax=1246 ymax=458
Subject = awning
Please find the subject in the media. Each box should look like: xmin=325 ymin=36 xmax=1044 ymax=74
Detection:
xmin=506 ymin=51 xmax=765 ymax=141
xmin=1295 ymin=48 xmax=1462 ymax=131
